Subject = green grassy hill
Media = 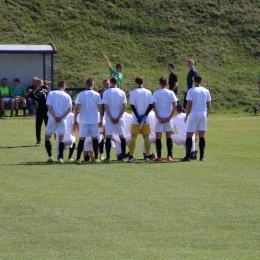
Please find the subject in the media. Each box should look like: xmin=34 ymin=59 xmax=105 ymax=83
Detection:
xmin=1 ymin=0 xmax=260 ymax=112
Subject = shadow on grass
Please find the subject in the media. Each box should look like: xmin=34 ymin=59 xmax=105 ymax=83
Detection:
xmin=0 ymin=145 xmax=37 ymax=148
xmin=230 ymin=114 xmax=259 ymax=117
xmin=0 ymin=159 xmax=185 ymax=166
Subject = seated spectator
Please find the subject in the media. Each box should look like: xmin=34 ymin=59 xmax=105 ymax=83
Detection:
xmin=25 ymin=77 xmax=38 ymax=116
xmin=10 ymin=78 xmax=27 ymax=116
xmin=0 ymin=78 xmax=14 ymax=117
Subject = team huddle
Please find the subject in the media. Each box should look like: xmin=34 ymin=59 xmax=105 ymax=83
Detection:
xmin=43 ymin=73 xmax=211 ymax=163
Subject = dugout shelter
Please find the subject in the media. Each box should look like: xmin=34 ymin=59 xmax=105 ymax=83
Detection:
xmin=0 ymin=43 xmax=57 ymax=89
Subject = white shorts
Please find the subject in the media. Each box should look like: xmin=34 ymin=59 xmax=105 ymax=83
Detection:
xmin=115 ymin=134 xmax=131 ymax=155
xmin=171 ymin=134 xmax=196 ymax=152
xmin=84 ymin=134 xmax=103 ymax=151
xmin=79 ymin=123 xmax=99 ymax=138
xmin=55 ymin=135 xmax=76 ymax=155
xmin=2 ymin=98 xmax=12 ymax=104
xmin=105 ymin=120 xmax=124 ymax=136
xmin=186 ymin=113 xmax=207 ymax=132
xmin=155 ymin=121 xmax=172 ymax=133
xmin=46 ymin=117 xmax=66 ymax=136
xmin=142 ymin=134 xmax=156 ymax=153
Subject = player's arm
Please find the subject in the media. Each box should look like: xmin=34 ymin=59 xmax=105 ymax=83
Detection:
xmin=130 ymin=104 xmax=141 ymax=121
xmin=115 ymin=103 xmax=126 ymax=123
xmin=172 ymin=75 xmax=178 ymax=91
xmin=98 ymin=104 xmax=103 ymax=127
xmin=153 ymin=102 xmax=164 ymax=123
xmin=166 ymin=102 xmax=177 ymax=122
xmin=47 ymin=105 xmax=57 ymax=120
xmin=206 ymin=101 xmax=211 ymax=117
xmin=74 ymin=104 xmax=80 ymax=126
xmin=184 ymin=100 xmax=192 ymax=123
xmin=102 ymin=54 xmax=112 ymax=68
xmin=104 ymin=104 xmax=114 ymax=121
xmin=60 ymin=107 xmax=71 ymax=121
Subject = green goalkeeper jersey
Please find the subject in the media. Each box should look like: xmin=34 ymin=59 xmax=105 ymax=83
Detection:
xmin=109 ymin=67 xmax=123 ymax=89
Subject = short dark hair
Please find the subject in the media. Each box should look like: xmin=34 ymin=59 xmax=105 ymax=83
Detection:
xmin=176 ymin=103 xmax=183 ymax=113
xmin=110 ymin=76 xmax=118 ymax=85
xmin=103 ymin=79 xmax=109 ymax=84
xmin=1 ymin=78 xmax=7 ymax=82
xmin=36 ymin=79 xmax=42 ymax=85
xmin=116 ymin=63 xmax=123 ymax=70
xmin=58 ymin=80 xmax=66 ymax=89
xmin=14 ymin=78 xmax=20 ymax=83
xmin=135 ymin=76 xmax=144 ymax=85
xmin=85 ymin=78 xmax=94 ymax=87
xmin=194 ymin=74 xmax=203 ymax=83
xmin=159 ymin=77 xmax=168 ymax=87
xmin=168 ymin=63 xmax=174 ymax=69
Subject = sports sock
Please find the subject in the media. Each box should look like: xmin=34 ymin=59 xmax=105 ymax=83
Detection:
xmin=129 ymin=137 xmax=137 ymax=155
xmin=10 ymin=110 xmax=13 ymax=115
xmin=166 ymin=138 xmax=173 ymax=157
xmin=92 ymin=139 xmax=99 ymax=159
xmin=99 ymin=138 xmax=104 ymax=154
xmin=144 ymin=137 xmax=150 ymax=156
xmin=15 ymin=109 xmax=18 ymax=114
xmin=68 ymin=142 xmax=75 ymax=158
xmin=84 ymin=154 xmax=90 ymax=161
xmin=23 ymin=106 xmax=26 ymax=113
xmin=191 ymin=139 xmax=196 ymax=152
xmin=105 ymin=138 xmax=111 ymax=159
xmin=156 ymin=139 xmax=162 ymax=157
xmin=45 ymin=140 xmax=52 ymax=157
xmin=76 ymin=139 xmax=84 ymax=160
xmin=185 ymin=137 xmax=192 ymax=158
xmin=120 ymin=138 xmax=126 ymax=158
xmin=2 ymin=110 xmax=4 ymax=116
xmin=58 ymin=142 xmax=65 ymax=159
xmin=199 ymin=137 xmax=206 ymax=159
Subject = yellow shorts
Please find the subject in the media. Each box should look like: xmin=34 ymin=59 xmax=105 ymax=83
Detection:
xmin=130 ymin=124 xmax=151 ymax=135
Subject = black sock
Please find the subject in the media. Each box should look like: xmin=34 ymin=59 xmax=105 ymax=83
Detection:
xmin=45 ymin=140 xmax=52 ymax=157
xmin=120 ymin=138 xmax=126 ymax=158
xmin=10 ymin=110 xmax=13 ymax=115
xmin=69 ymin=143 xmax=76 ymax=158
xmin=58 ymin=142 xmax=65 ymax=159
xmin=15 ymin=109 xmax=18 ymax=114
xmin=199 ymin=137 xmax=205 ymax=159
xmin=185 ymin=137 xmax=192 ymax=158
xmin=92 ymin=139 xmax=99 ymax=159
xmin=105 ymin=138 xmax=111 ymax=159
xmin=166 ymin=138 xmax=173 ymax=157
xmin=76 ymin=139 xmax=84 ymax=160
xmin=84 ymin=154 xmax=90 ymax=161
xmin=99 ymin=138 xmax=104 ymax=154
xmin=156 ymin=139 xmax=162 ymax=157
xmin=23 ymin=106 xmax=26 ymax=113
xmin=2 ymin=110 xmax=4 ymax=115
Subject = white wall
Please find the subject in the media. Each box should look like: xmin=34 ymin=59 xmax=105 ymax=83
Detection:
xmin=0 ymin=53 xmax=44 ymax=88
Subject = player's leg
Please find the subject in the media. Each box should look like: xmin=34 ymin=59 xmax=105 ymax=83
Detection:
xmin=117 ymin=121 xmax=127 ymax=161
xmin=14 ymin=98 xmax=19 ymax=116
xmin=35 ymin=112 xmax=44 ymax=145
xmin=67 ymin=136 xmax=76 ymax=162
xmin=252 ymin=103 xmax=260 ymax=114
xmin=90 ymin=124 xmax=100 ymax=161
xmin=197 ymin=114 xmax=207 ymax=161
xmin=128 ymin=124 xmax=140 ymax=162
xmin=165 ymin=131 xmax=173 ymax=161
xmin=83 ymin=137 xmax=92 ymax=161
xmin=99 ymin=134 xmax=105 ymax=160
xmin=154 ymin=122 xmax=163 ymax=161
xmin=57 ymin=121 xmax=66 ymax=163
xmin=140 ymin=124 xmax=151 ymax=161
xmin=103 ymin=121 xmax=113 ymax=162
xmin=0 ymin=98 xmax=4 ymax=116
xmin=9 ymin=98 xmax=14 ymax=116
xmin=21 ymin=97 xmax=27 ymax=116
xmin=45 ymin=117 xmax=57 ymax=162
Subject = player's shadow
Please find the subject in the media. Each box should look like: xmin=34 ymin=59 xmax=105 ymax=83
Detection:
xmin=0 ymin=145 xmax=36 ymax=149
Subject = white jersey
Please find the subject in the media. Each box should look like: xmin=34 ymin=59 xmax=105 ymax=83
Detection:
xmin=130 ymin=87 xmax=153 ymax=124
xmin=186 ymin=86 xmax=211 ymax=114
xmin=122 ymin=112 xmax=132 ymax=134
xmin=75 ymin=90 xmax=102 ymax=124
xmin=153 ymin=88 xmax=178 ymax=119
xmin=171 ymin=113 xmax=187 ymax=138
xmin=146 ymin=111 xmax=156 ymax=134
xmin=102 ymin=87 xmax=127 ymax=122
xmin=46 ymin=90 xmax=72 ymax=119
xmin=64 ymin=112 xmax=74 ymax=140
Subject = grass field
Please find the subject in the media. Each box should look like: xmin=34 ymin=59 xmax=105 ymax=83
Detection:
xmin=0 ymin=114 xmax=259 ymax=259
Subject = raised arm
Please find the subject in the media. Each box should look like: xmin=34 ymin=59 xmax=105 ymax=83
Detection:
xmin=102 ymin=54 xmax=112 ymax=68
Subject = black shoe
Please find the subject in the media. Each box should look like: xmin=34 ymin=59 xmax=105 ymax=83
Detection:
xmin=180 ymin=157 xmax=190 ymax=162
xmin=190 ymin=150 xmax=198 ymax=160
xmin=253 ymin=106 xmax=257 ymax=115
xmin=200 ymin=158 xmax=205 ymax=161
